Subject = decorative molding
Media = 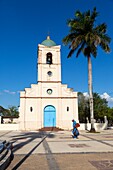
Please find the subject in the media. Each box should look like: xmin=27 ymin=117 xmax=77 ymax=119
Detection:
xmin=38 ymin=81 xmax=61 ymax=83
xmin=38 ymin=63 xmax=61 ymax=65
xmin=20 ymin=96 xmax=77 ymax=99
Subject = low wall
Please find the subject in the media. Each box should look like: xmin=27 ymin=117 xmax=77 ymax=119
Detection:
xmin=79 ymin=123 xmax=106 ymax=131
xmin=0 ymin=123 xmax=107 ymax=131
xmin=0 ymin=124 xmax=19 ymax=130
xmin=3 ymin=118 xmax=19 ymax=124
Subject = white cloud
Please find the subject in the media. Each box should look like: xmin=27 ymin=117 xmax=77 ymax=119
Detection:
xmin=83 ymin=92 xmax=89 ymax=98
xmin=100 ymin=92 xmax=113 ymax=102
xmin=100 ymin=92 xmax=110 ymax=100
xmin=4 ymin=90 xmax=16 ymax=95
xmin=83 ymin=92 xmax=113 ymax=107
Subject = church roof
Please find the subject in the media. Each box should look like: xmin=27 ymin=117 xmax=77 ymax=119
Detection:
xmin=41 ymin=36 xmax=56 ymax=47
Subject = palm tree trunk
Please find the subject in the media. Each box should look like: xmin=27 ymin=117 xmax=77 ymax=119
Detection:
xmin=87 ymin=56 xmax=95 ymax=132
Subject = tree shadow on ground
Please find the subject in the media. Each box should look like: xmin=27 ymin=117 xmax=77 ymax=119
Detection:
xmin=9 ymin=130 xmax=55 ymax=170
xmin=10 ymin=131 xmax=55 ymax=153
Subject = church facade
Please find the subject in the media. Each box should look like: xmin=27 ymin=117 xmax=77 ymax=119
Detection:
xmin=19 ymin=36 xmax=78 ymax=130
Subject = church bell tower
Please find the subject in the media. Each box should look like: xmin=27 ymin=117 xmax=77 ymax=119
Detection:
xmin=37 ymin=36 xmax=61 ymax=84
xmin=19 ymin=35 xmax=78 ymax=130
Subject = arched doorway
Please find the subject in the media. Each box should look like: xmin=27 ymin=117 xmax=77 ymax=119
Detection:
xmin=44 ymin=105 xmax=56 ymax=127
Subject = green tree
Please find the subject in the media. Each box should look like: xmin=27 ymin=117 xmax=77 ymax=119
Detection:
xmin=78 ymin=92 xmax=113 ymax=126
xmin=106 ymin=107 xmax=113 ymax=126
xmin=93 ymin=93 xmax=108 ymax=121
xmin=8 ymin=106 xmax=19 ymax=117
xmin=0 ymin=105 xmax=19 ymax=117
xmin=62 ymin=7 xmax=111 ymax=131
xmin=0 ymin=106 xmax=9 ymax=116
xmin=78 ymin=92 xmax=89 ymax=123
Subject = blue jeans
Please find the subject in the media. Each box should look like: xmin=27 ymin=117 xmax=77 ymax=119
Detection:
xmin=72 ymin=128 xmax=79 ymax=138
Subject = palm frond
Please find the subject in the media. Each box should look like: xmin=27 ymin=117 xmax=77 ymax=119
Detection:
xmin=76 ymin=42 xmax=85 ymax=58
xmin=62 ymin=7 xmax=111 ymax=59
xmin=100 ymin=40 xmax=111 ymax=53
xmin=90 ymin=7 xmax=99 ymax=21
xmin=90 ymin=45 xmax=97 ymax=57
xmin=95 ymin=23 xmax=107 ymax=33
xmin=75 ymin=10 xmax=82 ymax=18
xmin=67 ymin=49 xmax=75 ymax=58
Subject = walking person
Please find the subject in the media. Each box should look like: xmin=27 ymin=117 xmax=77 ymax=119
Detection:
xmin=72 ymin=119 xmax=80 ymax=139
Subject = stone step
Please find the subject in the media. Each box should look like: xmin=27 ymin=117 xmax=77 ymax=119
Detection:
xmin=39 ymin=127 xmax=64 ymax=131
xmin=0 ymin=148 xmax=8 ymax=161
xmin=0 ymin=140 xmax=6 ymax=154
xmin=0 ymin=140 xmax=13 ymax=170
xmin=0 ymin=149 xmax=12 ymax=170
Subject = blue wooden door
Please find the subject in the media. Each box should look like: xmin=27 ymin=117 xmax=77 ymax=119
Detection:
xmin=44 ymin=105 xmax=56 ymax=127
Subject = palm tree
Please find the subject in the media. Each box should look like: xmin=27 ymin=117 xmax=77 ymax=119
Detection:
xmin=62 ymin=7 xmax=111 ymax=132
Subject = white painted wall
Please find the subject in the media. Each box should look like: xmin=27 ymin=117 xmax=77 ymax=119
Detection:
xmin=0 ymin=124 xmax=19 ymax=130
xmin=19 ymin=40 xmax=78 ymax=130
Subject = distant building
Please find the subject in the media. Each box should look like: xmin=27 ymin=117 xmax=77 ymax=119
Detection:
xmin=19 ymin=36 xmax=78 ymax=130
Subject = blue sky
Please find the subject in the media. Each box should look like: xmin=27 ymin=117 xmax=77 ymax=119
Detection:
xmin=0 ymin=0 xmax=113 ymax=108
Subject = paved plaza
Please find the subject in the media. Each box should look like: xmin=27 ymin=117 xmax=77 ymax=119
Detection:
xmin=0 ymin=129 xmax=113 ymax=170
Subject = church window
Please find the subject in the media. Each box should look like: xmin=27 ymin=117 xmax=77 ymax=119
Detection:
xmin=30 ymin=107 xmax=33 ymax=112
xmin=46 ymin=52 xmax=52 ymax=64
xmin=47 ymin=89 xmax=53 ymax=95
xmin=67 ymin=107 xmax=69 ymax=111
xmin=47 ymin=71 xmax=52 ymax=76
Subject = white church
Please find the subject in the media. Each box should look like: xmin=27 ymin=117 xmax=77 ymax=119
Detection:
xmin=19 ymin=36 xmax=79 ymax=130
